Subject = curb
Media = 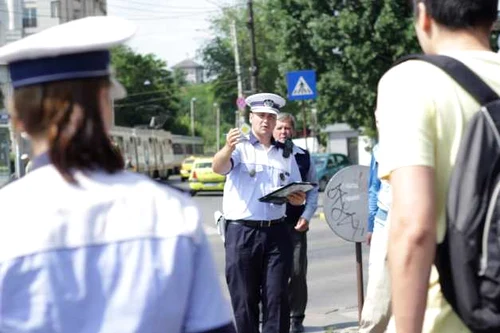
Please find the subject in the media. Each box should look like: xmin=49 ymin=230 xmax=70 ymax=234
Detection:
xmin=313 ymin=211 xmax=326 ymax=221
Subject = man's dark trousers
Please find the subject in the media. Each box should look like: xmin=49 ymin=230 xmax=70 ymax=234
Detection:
xmin=286 ymin=148 xmax=311 ymax=327
xmin=285 ymin=206 xmax=308 ymax=326
xmin=225 ymin=222 xmax=293 ymax=333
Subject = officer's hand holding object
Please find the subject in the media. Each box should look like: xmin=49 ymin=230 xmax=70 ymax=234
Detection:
xmin=225 ymin=128 xmax=241 ymax=151
xmin=287 ymin=191 xmax=306 ymax=206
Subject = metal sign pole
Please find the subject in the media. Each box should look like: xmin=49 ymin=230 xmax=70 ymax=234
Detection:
xmin=301 ymin=101 xmax=308 ymax=151
xmin=355 ymin=242 xmax=365 ymax=321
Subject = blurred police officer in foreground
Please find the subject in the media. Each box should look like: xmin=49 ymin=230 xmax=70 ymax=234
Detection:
xmin=273 ymin=113 xmax=318 ymax=333
xmin=213 ymin=93 xmax=306 ymax=333
xmin=0 ymin=16 xmax=235 ymax=333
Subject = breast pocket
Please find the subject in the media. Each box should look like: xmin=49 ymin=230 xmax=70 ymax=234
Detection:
xmin=241 ymin=163 xmax=264 ymax=181
xmin=268 ymin=163 xmax=291 ymax=187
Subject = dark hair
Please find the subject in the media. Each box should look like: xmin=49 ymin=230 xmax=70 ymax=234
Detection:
xmin=13 ymin=76 xmax=124 ymax=183
xmin=412 ymin=0 xmax=498 ymax=29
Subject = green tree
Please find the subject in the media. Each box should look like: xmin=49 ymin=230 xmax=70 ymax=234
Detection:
xmin=200 ymin=2 xmax=283 ymax=124
xmin=201 ymin=36 xmax=239 ymax=124
xmin=200 ymin=0 xmax=422 ymax=136
xmin=268 ymin=0 xmax=420 ymax=134
xmin=173 ymin=67 xmax=188 ymax=87
xmin=111 ymin=46 xmax=187 ymax=133
xmin=177 ymin=82 xmax=220 ymax=153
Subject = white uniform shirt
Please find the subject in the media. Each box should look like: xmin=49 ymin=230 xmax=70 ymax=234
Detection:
xmin=222 ymin=133 xmax=302 ymax=221
xmin=0 ymin=165 xmax=233 ymax=333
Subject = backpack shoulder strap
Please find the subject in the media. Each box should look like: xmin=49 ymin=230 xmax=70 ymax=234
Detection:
xmin=394 ymin=54 xmax=499 ymax=105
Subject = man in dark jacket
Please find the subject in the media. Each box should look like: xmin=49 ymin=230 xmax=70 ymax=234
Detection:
xmin=273 ymin=112 xmax=319 ymax=333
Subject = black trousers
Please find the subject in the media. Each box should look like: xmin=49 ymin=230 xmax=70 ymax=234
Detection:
xmin=225 ymin=222 xmax=293 ymax=333
xmin=287 ymin=225 xmax=308 ymax=323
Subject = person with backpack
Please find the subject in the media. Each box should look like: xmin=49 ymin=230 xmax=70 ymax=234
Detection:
xmin=376 ymin=1 xmax=500 ymax=333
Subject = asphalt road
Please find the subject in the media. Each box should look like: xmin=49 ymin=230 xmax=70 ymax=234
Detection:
xmin=167 ymin=176 xmax=369 ymax=333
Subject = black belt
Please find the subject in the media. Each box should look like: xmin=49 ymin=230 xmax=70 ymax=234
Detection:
xmin=228 ymin=217 xmax=285 ymax=228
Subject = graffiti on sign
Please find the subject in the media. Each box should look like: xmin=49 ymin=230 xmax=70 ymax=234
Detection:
xmin=323 ymin=165 xmax=369 ymax=243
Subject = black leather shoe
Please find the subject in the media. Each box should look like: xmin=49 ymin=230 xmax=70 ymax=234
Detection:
xmin=290 ymin=321 xmax=304 ymax=333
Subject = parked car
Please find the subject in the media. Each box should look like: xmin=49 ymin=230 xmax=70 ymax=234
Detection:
xmin=180 ymin=155 xmax=197 ymax=182
xmin=311 ymin=153 xmax=352 ymax=191
xmin=189 ymin=157 xmax=226 ymax=196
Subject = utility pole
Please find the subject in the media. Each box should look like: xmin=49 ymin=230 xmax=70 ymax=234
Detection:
xmin=301 ymin=101 xmax=308 ymax=151
xmin=230 ymin=20 xmax=246 ymax=127
xmin=247 ymin=0 xmax=258 ymax=94
xmin=215 ymin=103 xmax=221 ymax=151
xmin=190 ymin=97 xmax=196 ymax=153
xmin=231 ymin=21 xmax=244 ymax=99
xmin=311 ymin=107 xmax=318 ymax=138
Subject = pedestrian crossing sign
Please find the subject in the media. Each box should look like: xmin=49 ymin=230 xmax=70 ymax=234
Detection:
xmin=286 ymin=70 xmax=317 ymax=101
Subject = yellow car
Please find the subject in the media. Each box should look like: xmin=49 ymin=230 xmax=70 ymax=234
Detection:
xmin=180 ymin=156 xmax=196 ymax=182
xmin=189 ymin=157 xmax=226 ymax=196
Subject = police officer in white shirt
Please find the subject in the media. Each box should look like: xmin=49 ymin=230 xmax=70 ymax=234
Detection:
xmin=213 ymin=93 xmax=306 ymax=333
xmin=0 ymin=16 xmax=235 ymax=333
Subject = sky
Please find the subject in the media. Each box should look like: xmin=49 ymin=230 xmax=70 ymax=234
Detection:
xmin=108 ymin=0 xmax=234 ymax=68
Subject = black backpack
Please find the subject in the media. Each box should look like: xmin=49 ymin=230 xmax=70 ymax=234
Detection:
xmin=395 ymin=54 xmax=500 ymax=333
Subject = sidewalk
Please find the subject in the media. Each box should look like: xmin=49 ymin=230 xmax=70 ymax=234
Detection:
xmin=304 ymin=193 xmax=363 ymax=333
xmin=303 ymin=306 xmax=359 ymax=332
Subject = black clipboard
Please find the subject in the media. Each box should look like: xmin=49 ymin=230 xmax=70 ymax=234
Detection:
xmin=258 ymin=181 xmax=317 ymax=205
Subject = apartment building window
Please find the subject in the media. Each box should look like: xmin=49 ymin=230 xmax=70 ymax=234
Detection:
xmin=22 ymin=8 xmax=37 ymax=28
xmin=51 ymin=1 xmax=60 ymax=18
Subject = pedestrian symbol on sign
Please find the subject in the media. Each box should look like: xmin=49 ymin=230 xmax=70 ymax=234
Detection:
xmin=286 ymin=70 xmax=317 ymax=101
xmin=292 ymin=76 xmax=313 ymax=96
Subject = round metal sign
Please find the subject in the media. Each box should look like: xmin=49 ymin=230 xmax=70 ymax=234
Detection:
xmin=323 ymin=165 xmax=369 ymax=243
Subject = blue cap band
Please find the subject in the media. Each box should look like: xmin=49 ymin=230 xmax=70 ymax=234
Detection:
xmin=9 ymin=50 xmax=111 ymax=88
xmin=250 ymin=101 xmax=281 ymax=109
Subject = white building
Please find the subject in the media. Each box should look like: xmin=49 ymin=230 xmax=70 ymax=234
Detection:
xmin=321 ymin=123 xmax=373 ymax=166
xmin=0 ymin=0 xmax=106 ymax=42
xmin=22 ymin=0 xmax=59 ymax=36
xmin=22 ymin=0 xmax=107 ymax=36
xmin=0 ymin=0 xmax=23 ymax=46
xmin=59 ymin=0 xmax=106 ymax=23
xmin=172 ymin=59 xmax=205 ymax=84
xmin=0 ymin=0 xmax=107 ymax=90
xmin=0 ymin=0 xmax=107 ymax=97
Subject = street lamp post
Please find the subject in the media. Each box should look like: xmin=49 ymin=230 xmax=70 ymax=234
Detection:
xmin=190 ymin=97 xmax=196 ymax=153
